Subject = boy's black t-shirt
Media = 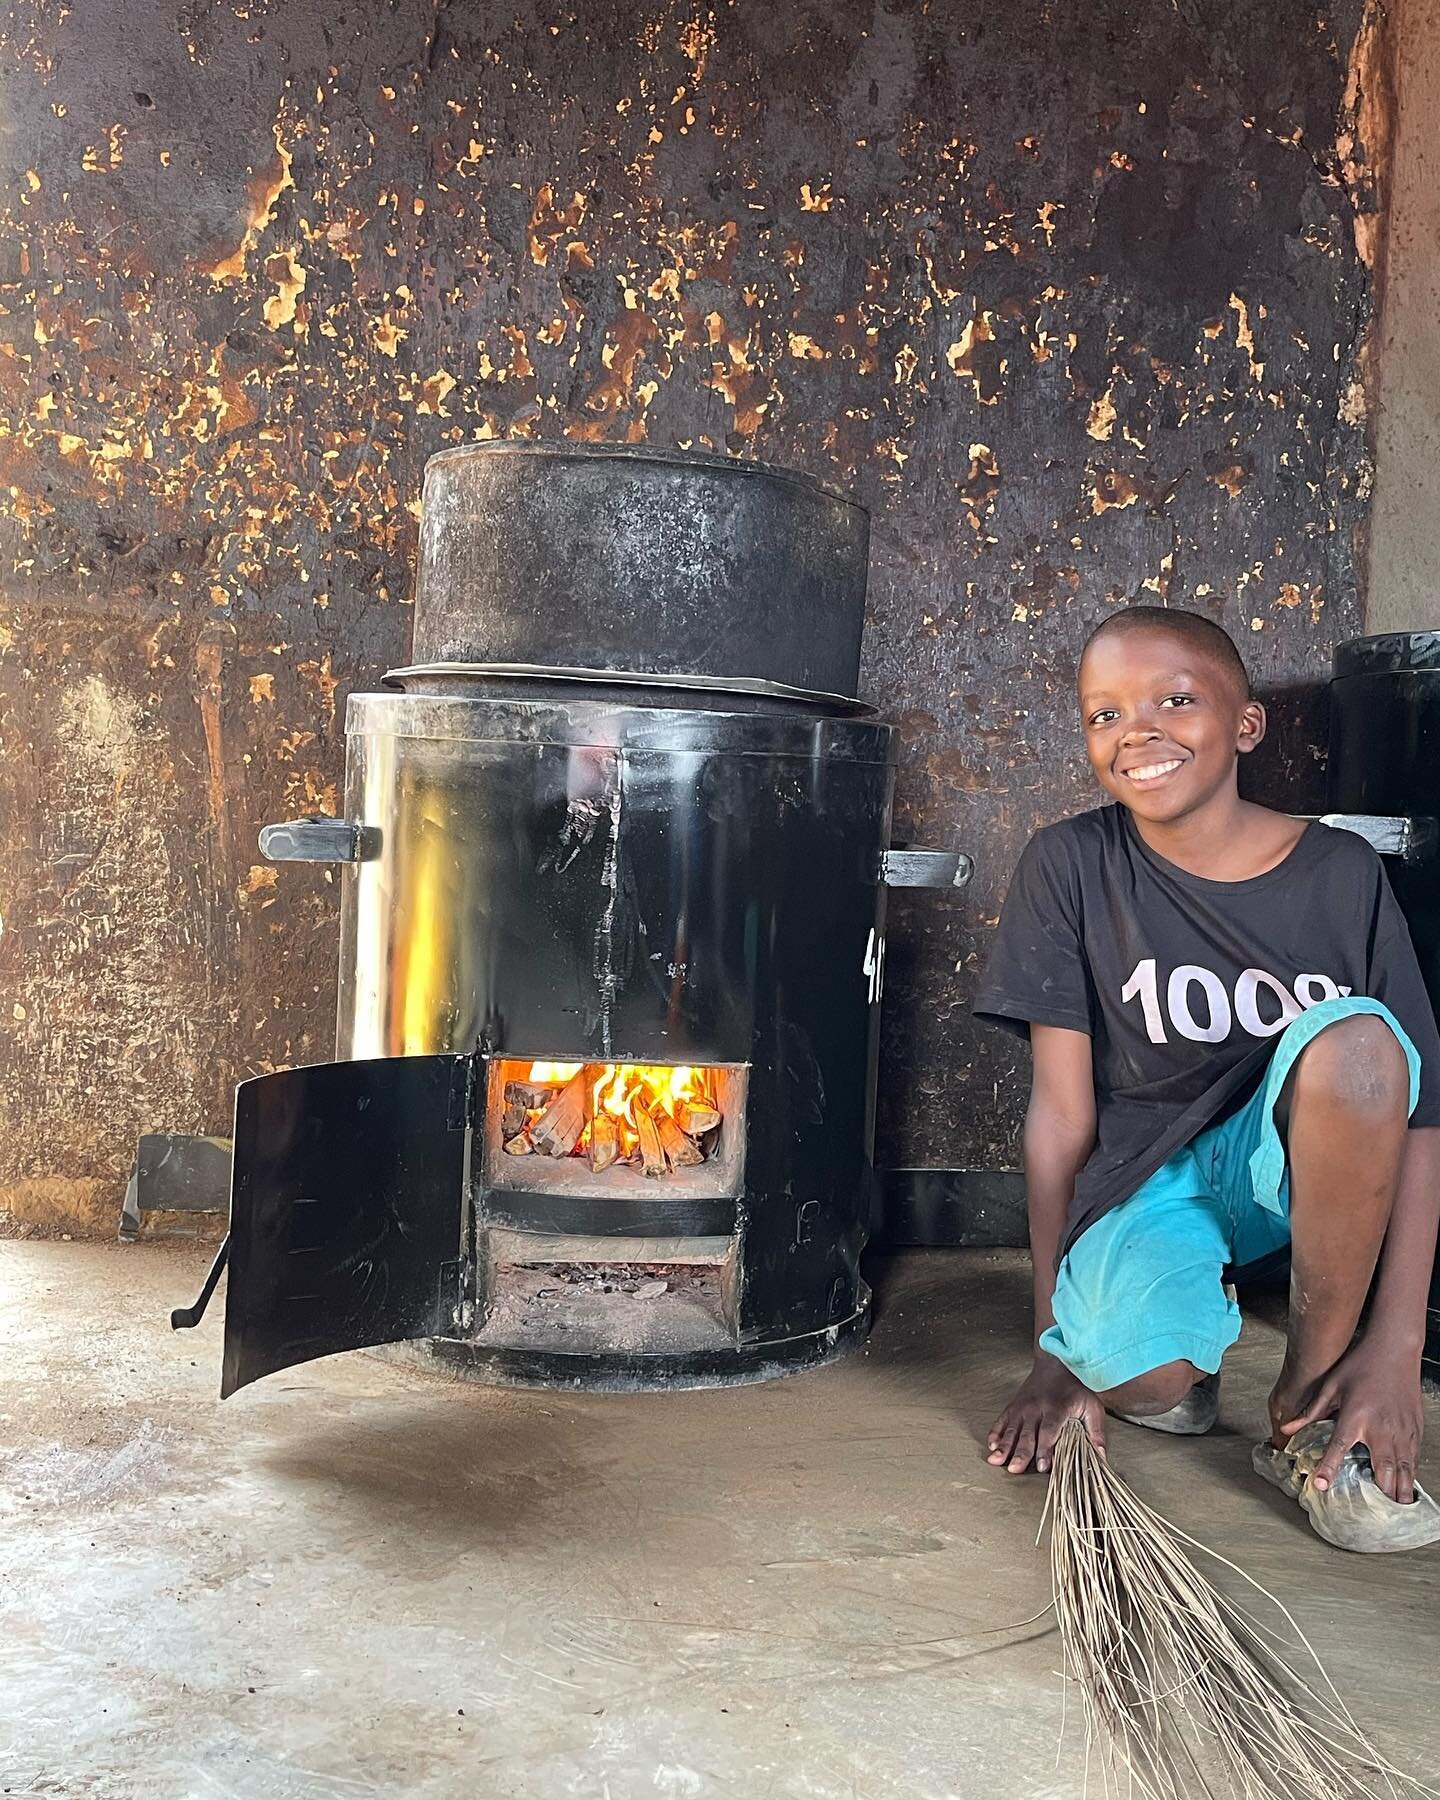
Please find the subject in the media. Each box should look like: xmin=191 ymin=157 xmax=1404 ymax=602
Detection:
xmin=974 ymin=805 xmax=1440 ymax=1254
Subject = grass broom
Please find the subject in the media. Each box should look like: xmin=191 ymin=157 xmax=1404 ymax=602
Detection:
xmin=1043 ymin=1418 xmax=1435 ymax=1799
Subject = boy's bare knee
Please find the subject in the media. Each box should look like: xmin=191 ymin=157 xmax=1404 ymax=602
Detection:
xmin=1100 ymin=1359 xmax=1202 ymax=1416
xmin=1290 ymin=1015 xmax=1409 ymax=1114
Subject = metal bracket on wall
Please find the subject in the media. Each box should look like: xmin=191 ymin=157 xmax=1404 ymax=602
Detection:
xmin=119 ymin=1132 xmax=234 ymax=1241
xmin=1316 ymin=813 xmax=1437 ymax=862
xmin=880 ymin=846 xmax=975 ymax=889
xmin=259 ymin=817 xmax=379 ymax=863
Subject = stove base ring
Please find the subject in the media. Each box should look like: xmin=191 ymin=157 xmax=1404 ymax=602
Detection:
xmin=376 ymin=1297 xmax=870 ymax=1393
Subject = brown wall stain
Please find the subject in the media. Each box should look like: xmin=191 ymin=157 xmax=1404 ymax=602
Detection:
xmin=0 ymin=0 xmax=1384 ymax=1226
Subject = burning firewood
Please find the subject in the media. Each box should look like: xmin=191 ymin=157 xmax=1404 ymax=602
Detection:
xmin=501 ymin=1099 xmax=528 ymax=1139
xmin=589 ymin=1113 xmax=620 ymax=1173
xmin=634 ymin=1102 xmax=666 ymax=1178
xmin=502 ymin=1132 xmax=532 ymax=1156
xmin=672 ymin=1098 xmax=720 ymax=1138
xmin=528 ymin=1066 xmax=595 ymax=1157
xmin=505 ymin=1080 xmax=557 ymax=1111
xmin=654 ymin=1108 xmax=703 ymax=1170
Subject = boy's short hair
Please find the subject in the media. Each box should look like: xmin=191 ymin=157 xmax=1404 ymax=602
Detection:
xmin=1081 ymin=605 xmax=1251 ymax=701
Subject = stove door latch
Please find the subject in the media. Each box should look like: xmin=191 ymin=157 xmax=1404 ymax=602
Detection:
xmin=880 ymin=846 xmax=974 ymax=889
xmin=259 ymin=817 xmax=378 ymax=863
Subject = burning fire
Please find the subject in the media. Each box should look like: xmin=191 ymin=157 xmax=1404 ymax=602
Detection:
xmin=525 ymin=1059 xmax=716 ymax=1160
xmin=526 ymin=1061 xmax=585 ymax=1083
xmin=498 ymin=1059 xmax=724 ymax=1178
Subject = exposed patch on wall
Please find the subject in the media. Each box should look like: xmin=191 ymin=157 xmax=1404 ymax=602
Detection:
xmin=0 ymin=0 xmax=1379 ymax=1212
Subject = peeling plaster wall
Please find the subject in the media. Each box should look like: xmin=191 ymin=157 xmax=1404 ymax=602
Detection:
xmin=1365 ymin=0 xmax=1440 ymax=634
xmin=0 ymin=0 xmax=1383 ymax=1226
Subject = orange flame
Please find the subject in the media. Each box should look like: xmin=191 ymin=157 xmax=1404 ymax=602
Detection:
xmin=522 ymin=1059 xmax=715 ymax=1158
xmin=527 ymin=1060 xmax=584 ymax=1083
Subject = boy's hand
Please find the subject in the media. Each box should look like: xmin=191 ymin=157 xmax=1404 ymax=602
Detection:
xmin=1274 ymin=1339 xmax=1424 ymax=1503
xmin=986 ymin=1352 xmax=1106 ymax=1475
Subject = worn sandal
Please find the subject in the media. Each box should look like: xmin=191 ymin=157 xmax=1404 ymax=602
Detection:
xmin=1115 ymin=1370 xmax=1221 ymax=1436
xmin=1252 ymin=1420 xmax=1440 ymax=1553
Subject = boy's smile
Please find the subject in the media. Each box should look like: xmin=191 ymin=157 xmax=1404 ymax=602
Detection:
xmin=1078 ymin=624 xmax=1265 ymax=824
xmin=1118 ymin=754 xmax=1187 ymax=789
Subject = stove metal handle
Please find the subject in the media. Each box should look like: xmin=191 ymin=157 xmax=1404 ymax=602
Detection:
xmin=170 ymin=1233 xmax=229 ymax=1331
xmin=881 ymin=846 xmax=974 ymax=889
xmin=1315 ymin=813 xmax=1437 ymax=862
xmin=259 ymin=817 xmax=377 ymax=863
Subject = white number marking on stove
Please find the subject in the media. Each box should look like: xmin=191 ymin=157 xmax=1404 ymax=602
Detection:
xmin=864 ymin=928 xmax=887 ymax=1004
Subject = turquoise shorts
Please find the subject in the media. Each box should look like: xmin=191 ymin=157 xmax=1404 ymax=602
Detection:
xmin=1040 ymin=996 xmax=1421 ymax=1393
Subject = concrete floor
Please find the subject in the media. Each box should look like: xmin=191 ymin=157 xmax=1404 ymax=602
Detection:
xmin=2 ymin=1243 xmax=1438 ymax=1800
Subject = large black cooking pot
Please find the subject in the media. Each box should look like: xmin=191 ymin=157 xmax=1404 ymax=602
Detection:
xmin=410 ymin=444 xmax=870 ymax=700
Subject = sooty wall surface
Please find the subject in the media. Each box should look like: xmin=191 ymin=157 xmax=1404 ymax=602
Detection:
xmin=0 ymin=0 xmax=1383 ymax=1224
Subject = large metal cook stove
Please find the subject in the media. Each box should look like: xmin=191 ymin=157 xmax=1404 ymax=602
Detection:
xmin=175 ymin=447 xmax=971 ymax=1395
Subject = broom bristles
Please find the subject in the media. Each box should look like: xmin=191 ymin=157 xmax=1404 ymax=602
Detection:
xmin=1044 ymin=1417 xmax=1435 ymax=1800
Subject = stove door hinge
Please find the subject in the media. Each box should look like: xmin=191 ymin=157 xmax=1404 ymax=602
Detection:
xmin=437 ymin=1259 xmax=466 ymax=1333
xmin=447 ymin=1056 xmax=476 ymax=1131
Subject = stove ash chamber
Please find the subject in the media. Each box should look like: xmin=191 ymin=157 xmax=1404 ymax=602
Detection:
xmin=172 ymin=446 xmax=972 ymax=1395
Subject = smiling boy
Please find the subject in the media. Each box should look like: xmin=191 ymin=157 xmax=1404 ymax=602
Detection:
xmin=976 ymin=605 xmax=1440 ymax=1549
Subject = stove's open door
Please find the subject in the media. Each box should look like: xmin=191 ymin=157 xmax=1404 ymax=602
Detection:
xmin=221 ymin=1054 xmax=472 ymax=1398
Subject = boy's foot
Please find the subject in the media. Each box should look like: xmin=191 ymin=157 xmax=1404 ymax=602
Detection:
xmin=1114 ymin=1370 xmax=1221 ymax=1436
xmin=1252 ymin=1421 xmax=1440 ymax=1552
